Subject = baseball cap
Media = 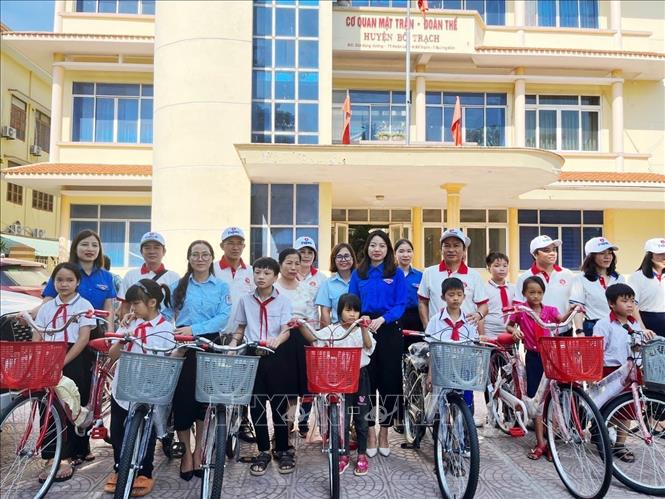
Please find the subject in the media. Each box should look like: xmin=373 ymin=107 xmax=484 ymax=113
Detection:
xmin=584 ymin=237 xmax=618 ymax=256
xmin=644 ymin=238 xmax=665 ymax=254
xmin=140 ymin=231 xmax=166 ymax=247
xmin=295 ymin=236 xmax=317 ymax=252
xmin=440 ymin=228 xmax=471 ymax=247
xmin=221 ymin=227 xmax=245 ymax=242
xmin=530 ymin=235 xmax=562 ymax=254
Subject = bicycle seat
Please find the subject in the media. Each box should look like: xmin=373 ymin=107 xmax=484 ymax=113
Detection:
xmin=88 ymin=338 xmax=110 ymax=353
xmin=495 ymin=333 xmax=516 ymax=347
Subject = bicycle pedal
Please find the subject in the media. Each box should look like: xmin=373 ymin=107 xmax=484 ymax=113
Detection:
xmin=508 ymin=427 xmax=525 ymax=438
xmin=91 ymin=427 xmax=109 ymax=440
xmin=170 ymin=442 xmax=186 ymax=459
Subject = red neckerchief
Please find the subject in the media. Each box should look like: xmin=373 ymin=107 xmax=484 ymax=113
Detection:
xmin=655 ymin=270 xmax=663 ymax=283
xmin=443 ymin=317 xmax=464 ymax=341
xmin=438 ymin=260 xmax=468 ymax=276
xmin=219 ymin=257 xmax=247 ymax=278
xmin=128 ymin=316 xmax=167 ymax=352
xmin=51 ymin=303 xmax=69 ymax=343
xmin=141 ymin=263 xmax=165 ymax=275
xmin=530 ymin=263 xmax=563 ymax=284
xmin=498 ymin=284 xmax=511 ymax=311
xmin=599 ymin=276 xmax=607 ymax=289
xmin=609 ymin=311 xmax=637 ymax=324
xmin=254 ymin=293 xmax=276 ymax=342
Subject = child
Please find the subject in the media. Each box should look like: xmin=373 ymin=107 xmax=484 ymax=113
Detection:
xmin=105 ymin=279 xmax=175 ymax=496
xmin=593 ymin=283 xmax=655 ymax=463
xmin=507 ymin=276 xmax=576 ymax=461
xmin=35 ymin=262 xmax=97 ymax=483
xmin=229 ymin=257 xmax=295 ymax=476
xmin=298 ymin=293 xmax=376 ymax=476
xmin=482 ymin=252 xmax=515 ymax=340
xmin=424 ymin=278 xmax=478 ymax=411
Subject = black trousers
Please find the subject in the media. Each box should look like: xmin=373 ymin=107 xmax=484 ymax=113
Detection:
xmin=368 ymin=319 xmax=403 ymax=428
xmin=110 ymin=398 xmax=156 ymax=478
xmin=343 ymin=367 xmax=371 ymax=454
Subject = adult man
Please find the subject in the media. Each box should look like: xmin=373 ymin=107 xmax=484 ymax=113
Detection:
xmin=417 ymin=229 xmax=489 ymax=329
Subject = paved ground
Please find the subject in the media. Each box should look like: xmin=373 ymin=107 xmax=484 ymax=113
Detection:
xmin=41 ymin=398 xmax=656 ymax=499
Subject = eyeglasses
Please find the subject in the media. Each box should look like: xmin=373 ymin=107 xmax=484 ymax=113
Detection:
xmin=335 ymin=254 xmax=352 ymax=261
xmin=190 ymin=253 xmax=212 ymax=261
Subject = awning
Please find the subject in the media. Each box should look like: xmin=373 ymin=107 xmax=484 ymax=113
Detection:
xmin=1 ymin=234 xmax=60 ymax=258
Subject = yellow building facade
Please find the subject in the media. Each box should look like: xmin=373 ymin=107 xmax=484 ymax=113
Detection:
xmin=1 ymin=0 xmax=663 ymax=277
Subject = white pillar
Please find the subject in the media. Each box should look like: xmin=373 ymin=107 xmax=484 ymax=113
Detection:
xmin=514 ymin=68 xmax=525 ymax=147
xmin=53 ymin=0 xmax=65 ymax=32
xmin=49 ymin=60 xmax=64 ymax=161
xmin=153 ymin=1 xmax=253 ymax=269
xmin=610 ymin=0 xmax=622 ymax=49
xmin=611 ymin=70 xmax=624 ymax=171
xmin=415 ymin=64 xmax=426 ymax=143
xmin=514 ymin=0 xmax=525 ymax=45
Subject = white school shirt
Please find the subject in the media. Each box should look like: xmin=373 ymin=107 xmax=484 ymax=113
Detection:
xmin=593 ymin=313 xmax=642 ymax=367
xmin=514 ymin=263 xmax=574 ymax=316
xmin=118 ymin=266 xmax=180 ymax=300
xmin=111 ymin=314 xmax=175 ymax=410
xmin=235 ymin=289 xmax=292 ymax=343
xmin=314 ymin=324 xmax=376 ymax=368
xmin=424 ymin=308 xmax=478 ymax=343
xmin=417 ymin=261 xmax=489 ymax=320
xmin=483 ymin=280 xmax=515 ymax=338
xmin=35 ymin=293 xmax=96 ymax=344
xmin=629 ymin=270 xmax=665 ymax=313
xmin=569 ymin=273 xmax=625 ymax=321
xmin=213 ymin=258 xmax=255 ymax=333
xmin=275 ymin=279 xmax=319 ymax=322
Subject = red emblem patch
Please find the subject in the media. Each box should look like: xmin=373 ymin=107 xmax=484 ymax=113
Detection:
xmin=309 ymin=281 xmax=317 ymax=287
xmin=559 ymin=279 xmax=567 ymax=285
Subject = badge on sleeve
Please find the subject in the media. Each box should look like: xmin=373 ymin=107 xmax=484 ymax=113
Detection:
xmin=383 ymin=279 xmax=393 ymax=284
xmin=96 ymin=284 xmax=109 ymax=291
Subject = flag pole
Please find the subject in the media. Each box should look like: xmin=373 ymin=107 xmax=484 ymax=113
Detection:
xmin=405 ymin=0 xmax=411 ymax=145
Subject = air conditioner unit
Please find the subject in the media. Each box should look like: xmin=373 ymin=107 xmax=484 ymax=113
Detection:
xmin=35 ymin=228 xmax=46 ymax=238
xmin=7 ymin=223 xmax=22 ymax=234
xmin=30 ymin=145 xmax=42 ymax=156
xmin=1 ymin=126 xmax=17 ymax=140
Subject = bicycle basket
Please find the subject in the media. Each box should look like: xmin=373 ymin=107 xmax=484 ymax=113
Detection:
xmin=0 ymin=341 xmax=68 ymax=390
xmin=305 ymin=347 xmax=362 ymax=394
xmin=195 ymin=352 xmax=259 ymax=405
xmin=0 ymin=316 xmax=33 ymax=342
xmin=429 ymin=342 xmax=492 ymax=391
xmin=115 ymin=351 xmax=184 ymax=405
xmin=642 ymin=340 xmax=665 ymax=391
xmin=538 ymin=336 xmax=604 ymax=383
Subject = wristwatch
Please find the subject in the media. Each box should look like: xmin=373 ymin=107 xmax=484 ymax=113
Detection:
xmin=575 ymin=328 xmax=584 ymax=335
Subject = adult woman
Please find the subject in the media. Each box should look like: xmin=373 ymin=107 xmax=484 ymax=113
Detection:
xmin=629 ymin=238 xmax=665 ymax=336
xmin=40 ymin=229 xmax=116 ymax=464
xmin=570 ymin=237 xmax=624 ymax=336
xmin=164 ymin=240 xmax=230 ymax=480
xmin=395 ymin=239 xmax=423 ymax=340
xmin=349 ymin=230 xmax=407 ymax=457
xmin=315 ymin=243 xmax=357 ymax=327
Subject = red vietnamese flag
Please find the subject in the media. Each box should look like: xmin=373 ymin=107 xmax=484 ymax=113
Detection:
xmin=418 ymin=0 xmax=428 ymax=17
xmin=341 ymin=91 xmax=352 ymax=144
xmin=450 ymin=95 xmax=462 ymax=146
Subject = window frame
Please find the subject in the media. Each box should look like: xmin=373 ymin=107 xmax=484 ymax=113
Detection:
xmin=526 ymin=0 xmax=599 ymax=29
xmin=32 ymin=190 xmax=54 ymax=212
xmin=34 ymin=110 xmax=51 ymax=152
xmin=6 ymin=183 xmax=24 ymax=205
xmin=75 ymin=0 xmax=155 ymax=15
xmin=10 ymin=96 xmax=27 ymax=142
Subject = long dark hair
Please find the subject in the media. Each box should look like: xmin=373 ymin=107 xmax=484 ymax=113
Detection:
xmin=638 ymin=252 xmax=655 ymax=279
xmin=69 ymin=229 xmax=105 ymax=269
xmin=329 ymin=243 xmax=357 ymax=273
xmin=581 ymin=251 xmax=617 ymax=281
xmin=50 ymin=262 xmax=81 ymax=285
xmin=126 ymin=278 xmax=171 ymax=309
xmin=172 ymin=240 xmax=215 ymax=312
xmin=356 ymin=230 xmax=397 ymax=279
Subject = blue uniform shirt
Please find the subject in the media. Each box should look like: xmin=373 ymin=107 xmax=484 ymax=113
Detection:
xmin=348 ymin=263 xmax=407 ymax=323
xmin=403 ymin=266 xmax=423 ymax=311
xmin=43 ymin=265 xmax=116 ymax=310
xmin=315 ymin=272 xmax=351 ymax=324
xmin=164 ymin=274 xmax=231 ymax=335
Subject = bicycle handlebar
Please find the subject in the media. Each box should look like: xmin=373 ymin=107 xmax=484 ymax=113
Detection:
xmin=104 ymin=331 xmax=180 ymax=354
xmin=293 ymin=317 xmax=372 ymax=344
xmin=173 ymin=335 xmax=275 ymax=355
xmin=18 ymin=309 xmax=110 ymax=337
xmin=401 ymin=324 xmax=478 ymax=343
xmin=501 ymin=305 xmax=583 ymax=332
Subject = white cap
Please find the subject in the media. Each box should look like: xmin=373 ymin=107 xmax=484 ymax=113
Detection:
xmin=584 ymin=237 xmax=618 ymax=256
xmin=644 ymin=238 xmax=665 ymax=254
xmin=140 ymin=231 xmax=166 ymax=247
xmin=295 ymin=236 xmax=317 ymax=252
xmin=440 ymin=228 xmax=471 ymax=247
xmin=530 ymin=235 xmax=562 ymax=254
xmin=221 ymin=227 xmax=245 ymax=242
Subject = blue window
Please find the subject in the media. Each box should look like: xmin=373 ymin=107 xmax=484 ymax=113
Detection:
xmin=527 ymin=0 xmax=598 ymax=29
xmin=76 ymin=0 xmax=154 ymax=14
xmin=298 ymin=72 xmax=318 ymax=100
xmin=332 ymin=90 xmax=407 ymax=143
xmin=275 ymin=8 xmax=296 ymax=36
xmin=274 ymin=103 xmax=295 ymax=131
xmin=275 ymin=71 xmax=296 ymax=100
xmin=252 ymin=102 xmax=272 ymax=133
xmin=253 ymin=6 xmax=272 ymax=37
xmin=252 ymin=71 xmax=272 ymax=100
xmin=298 ymin=40 xmax=318 ymax=68
xmin=275 ymin=40 xmax=295 ymax=68
xmin=298 ymin=104 xmax=318 ymax=133
xmin=299 ymin=8 xmax=318 ymax=37
xmin=253 ymin=38 xmax=272 ymax=67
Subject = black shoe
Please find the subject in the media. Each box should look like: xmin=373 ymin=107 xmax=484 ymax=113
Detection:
xmin=393 ymin=423 xmax=405 ymax=435
xmin=238 ymin=419 xmax=256 ymax=444
xmin=179 ymin=468 xmax=193 ymax=481
xmin=193 ymin=468 xmax=203 ymax=478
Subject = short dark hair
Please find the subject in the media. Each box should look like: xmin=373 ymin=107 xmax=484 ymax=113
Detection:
xmin=605 ymin=283 xmax=635 ymax=305
xmin=278 ymin=248 xmax=300 ymax=265
xmin=336 ymin=293 xmax=361 ymax=320
xmin=51 ymin=262 xmax=81 ymax=284
xmin=252 ymin=256 xmax=280 ymax=275
xmin=486 ymin=252 xmax=509 ymax=267
xmin=522 ymin=275 xmax=546 ymax=294
xmin=441 ymin=277 xmax=465 ymax=296
xmin=126 ymin=278 xmax=171 ymax=308
xmin=329 ymin=243 xmax=357 ymax=273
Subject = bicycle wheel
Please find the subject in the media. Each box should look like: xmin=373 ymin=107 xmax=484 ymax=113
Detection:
xmin=487 ymin=350 xmax=517 ymax=434
xmin=602 ymin=389 xmax=665 ymax=496
xmin=225 ymin=406 xmax=239 ymax=461
xmin=328 ymin=402 xmax=340 ymax=499
xmin=0 ymin=392 xmax=64 ymax=499
xmin=432 ymin=391 xmax=479 ymax=499
xmin=545 ymin=384 xmax=612 ymax=499
xmin=115 ymin=405 xmax=147 ymax=499
xmin=403 ymin=359 xmax=426 ymax=445
xmin=201 ymin=406 xmax=227 ymax=499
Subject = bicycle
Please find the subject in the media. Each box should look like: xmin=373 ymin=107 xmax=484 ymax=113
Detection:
xmin=401 ymin=324 xmax=491 ymax=499
xmin=586 ymin=332 xmax=665 ymax=495
xmin=298 ymin=317 xmax=368 ymax=499
xmin=0 ymin=309 xmax=110 ymax=499
xmin=486 ymin=305 xmax=613 ymax=499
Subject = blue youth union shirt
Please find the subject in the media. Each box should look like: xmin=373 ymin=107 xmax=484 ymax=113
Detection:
xmin=43 ymin=266 xmax=116 ymax=310
xmin=348 ymin=263 xmax=407 ymax=323
xmin=403 ymin=266 xmax=423 ymax=311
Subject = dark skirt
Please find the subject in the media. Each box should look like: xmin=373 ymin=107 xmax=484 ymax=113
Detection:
xmin=401 ymin=306 xmax=424 ymax=351
xmin=641 ymin=311 xmax=665 ymax=337
xmin=367 ymin=318 xmax=403 ymax=427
